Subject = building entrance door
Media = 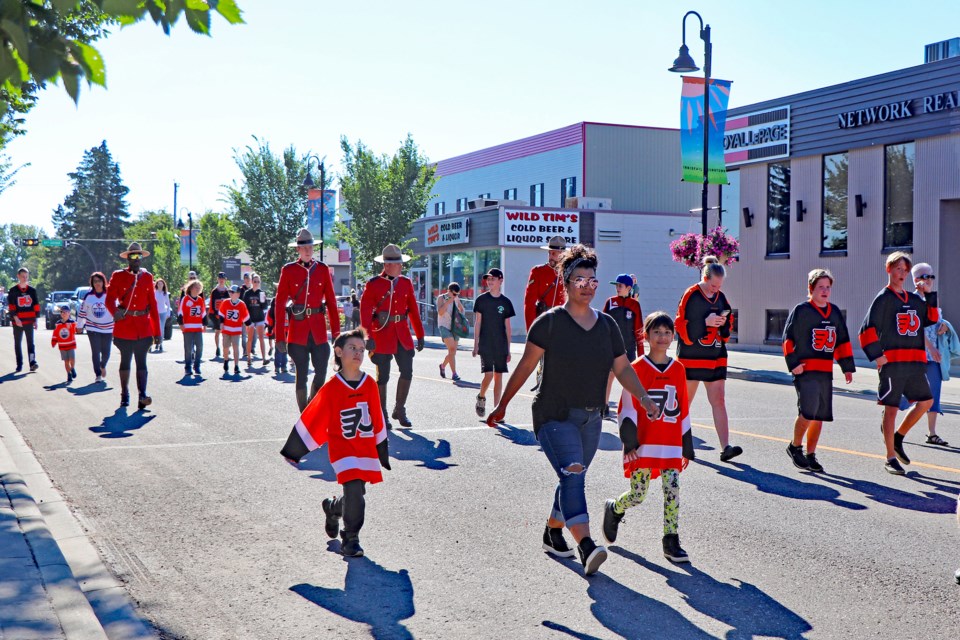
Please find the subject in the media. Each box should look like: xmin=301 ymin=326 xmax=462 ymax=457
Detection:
xmin=938 ymin=200 xmax=960 ymax=329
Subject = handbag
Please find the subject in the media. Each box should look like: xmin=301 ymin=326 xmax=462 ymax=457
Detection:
xmin=450 ymin=302 xmax=470 ymax=339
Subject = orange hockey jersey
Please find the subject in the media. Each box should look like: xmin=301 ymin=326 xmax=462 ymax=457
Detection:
xmin=179 ymin=295 xmax=207 ymax=333
xmin=50 ymin=320 xmax=77 ymax=351
xmin=218 ymin=299 xmax=249 ymax=335
xmin=618 ymin=356 xmax=692 ymax=479
xmin=284 ymin=373 xmax=387 ymax=484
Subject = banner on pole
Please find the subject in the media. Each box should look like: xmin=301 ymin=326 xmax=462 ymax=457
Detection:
xmin=306 ymin=188 xmax=337 ymax=247
xmin=680 ymin=77 xmax=732 ymax=185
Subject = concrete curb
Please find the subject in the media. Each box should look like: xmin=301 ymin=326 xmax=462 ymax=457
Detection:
xmin=0 ymin=406 xmax=157 ymax=640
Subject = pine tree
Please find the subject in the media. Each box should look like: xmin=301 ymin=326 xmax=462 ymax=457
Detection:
xmin=43 ymin=141 xmax=130 ymax=290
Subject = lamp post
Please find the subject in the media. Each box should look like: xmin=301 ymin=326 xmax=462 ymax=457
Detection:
xmin=67 ymin=241 xmax=98 ymax=274
xmin=303 ymin=155 xmax=326 ymax=257
xmin=669 ymin=10 xmax=712 ymax=237
xmin=177 ymin=208 xmax=193 ymax=272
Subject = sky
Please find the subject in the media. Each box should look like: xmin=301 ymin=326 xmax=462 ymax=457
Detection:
xmin=1 ymin=0 xmax=958 ymax=234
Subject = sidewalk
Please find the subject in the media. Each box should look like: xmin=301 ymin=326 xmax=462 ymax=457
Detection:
xmin=0 ymin=405 xmax=156 ymax=640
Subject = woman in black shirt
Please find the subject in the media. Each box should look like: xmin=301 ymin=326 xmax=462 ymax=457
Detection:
xmin=487 ymin=245 xmax=659 ymax=576
xmin=242 ymin=274 xmax=269 ymax=367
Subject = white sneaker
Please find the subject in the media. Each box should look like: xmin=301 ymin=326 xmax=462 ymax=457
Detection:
xmin=95 ymin=376 xmax=102 ymax=383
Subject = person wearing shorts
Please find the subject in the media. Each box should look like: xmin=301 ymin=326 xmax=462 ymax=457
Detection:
xmin=859 ymin=252 xmax=939 ymax=475
xmin=782 ymin=269 xmax=856 ymax=473
xmin=242 ymin=273 xmax=269 ymax=367
xmin=436 ymin=282 xmax=465 ymax=382
xmin=50 ymin=305 xmax=77 ymax=383
xmin=472 ymin=269 xmax=515 ymax=418
xmin=219 ymin=285 xmax=250 ymax=376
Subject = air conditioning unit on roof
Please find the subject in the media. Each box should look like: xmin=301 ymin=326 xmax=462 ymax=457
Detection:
xmin=468 ymin=198 xmax=499 ymax=210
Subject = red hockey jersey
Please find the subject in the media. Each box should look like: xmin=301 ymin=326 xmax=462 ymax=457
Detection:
xmin=50 ymin=320 xmax=77 ymax=351
xmin=675 ymin=283 xmax=732 ymax=380
xmin=618 ymin=357 xmax=691 ymax=479
xmin=218 ymin=299 xmax=249 ymax=335
xmin=290 ymin=373 xmax=387 ymax=484
xmin=179 ymin=295 xmax=207 ymax=333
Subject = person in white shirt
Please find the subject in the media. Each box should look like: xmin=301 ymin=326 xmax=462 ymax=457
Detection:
xmin=77 ymin=272 xmax=114 ymax=383
xmin=154 ymin=278 xmax=172 ymax=352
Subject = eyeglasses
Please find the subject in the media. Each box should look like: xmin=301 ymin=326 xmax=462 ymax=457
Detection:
xmin=572 ymin=277 xmax=599 ymax=289
xmin=917 ymin=274 xmax=936 ymax=281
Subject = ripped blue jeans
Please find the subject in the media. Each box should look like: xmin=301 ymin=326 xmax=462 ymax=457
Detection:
xmin=538 ymin=408 xmax=602 ymax=527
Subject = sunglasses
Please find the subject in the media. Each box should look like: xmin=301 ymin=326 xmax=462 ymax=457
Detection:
xmin=127 ymin=253 xmax=142 ymax=260
xmin=917 ymin=274 xmax=936 ymax=281
xmin=572 ymin=276 xmax=599 ymax=289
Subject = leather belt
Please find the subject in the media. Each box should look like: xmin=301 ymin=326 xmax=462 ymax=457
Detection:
xmin=303 ymin=306 xmax=326 ymax=317
xmin=121 ymin=308 xmax=149 ymax=317
xmin=386 ymin=314 xmax=407 ymax=322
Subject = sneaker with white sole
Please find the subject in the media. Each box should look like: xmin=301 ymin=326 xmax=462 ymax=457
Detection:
xmin=884 ymin=457 xmax=906 ymax=475
xmin=541 ymin=526 xmax=575 ymax=558
xmin=786 ymin=443 xmax=810 ymax=470
xmin=475 ymin=395 xmax=486 ymax=418
xmin=577 ymin=537 xmax=607 ymax=576
xmin=602 ymin=499 xmax=625 ymax=545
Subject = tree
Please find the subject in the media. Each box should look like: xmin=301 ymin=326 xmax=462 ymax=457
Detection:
xmin=0 ymin=223 xmax=45 ymax=291
xmin=43 ymin=140 xmax=129 ymax=290
xmin=125 ymin=210 xmax=184 ymax=290
xmin=224 ymin=137 xmax=317 ymax=284
xmin=195 ymin=211 xmax=242 ymax=288
xmin=335 ymin=134 xmax=436 ymax=280
xmin=0 ymin=151 xmax=27 ymax=196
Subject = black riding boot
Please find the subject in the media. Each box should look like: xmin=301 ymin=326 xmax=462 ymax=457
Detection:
xmin=136 ymin=370 xmax=151 ymax=410
xmin=295 ymin=388 xmax=309 ymax=413
xmin=118 ymin=369 xmax=130 ymax=407
xmin=391 ymin=378 xmax=413 ymax=428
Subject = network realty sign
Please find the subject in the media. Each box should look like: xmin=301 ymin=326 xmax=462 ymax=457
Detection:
xmin=499 ymin=208 xmax=580 ymax=247
xmin=836 ymin=88 xmax=960 ymax=129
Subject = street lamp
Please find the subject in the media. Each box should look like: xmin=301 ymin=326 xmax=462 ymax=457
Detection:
xmin=177 ymin=208 xmax=193 ymax=272
xmin=303 ymin=154 xmax=326 ymax=256
xmin=669 ymin=10 xmax=712 ymax=237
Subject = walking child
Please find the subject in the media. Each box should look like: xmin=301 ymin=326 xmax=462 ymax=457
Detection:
xmin=279 ymin=328 xmax=391 ymax=557
xmin=472 ymin=268 xmax=515 ymax=418
xmin=50 ymin=305 xmax=77 ymax=383
xmin=602 ymin=311 xmax=695 ymax=563
xmin=179 ymin=280 xmax=206 ymax=376
xmin=218 ymin=285 xmax=249 ymax=376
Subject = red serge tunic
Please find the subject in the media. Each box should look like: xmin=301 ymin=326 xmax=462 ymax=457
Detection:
xmin=274 ymin=260 xmax=340 ymax=346
xmin=618 ymin=357 xmax=691 ymax=479
xmin=105 ymin=269 xmax=161 ymax=341
xmin=291 ymin=373 xmax=387 ymax=484
xmin=51 ymin=320 xmax=77 ymax=351
xmin=178 ymin=295 xmax=207 ymax=333
xmin=675 ymin=283 xmax=732 ymax=382
xmin=523 ymin=263 xmax=566 ymax=330
xmin=360 ymin=274 xmax=424 ymax=355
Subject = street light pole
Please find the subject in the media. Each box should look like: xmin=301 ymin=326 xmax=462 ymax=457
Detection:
xmin=173 ymin=182 xmax=179 ymax=229
xmin=67 ymin=241 xmax=98 ymax=274
xmin=177 ymin=207 xmax=192 ymax=272
xmin=669 ymin=10 xmax=712 ymax=237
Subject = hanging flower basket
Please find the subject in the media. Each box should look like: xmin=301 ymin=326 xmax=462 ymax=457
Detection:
xmin=669 ymin=226 xmax=739 ymax=269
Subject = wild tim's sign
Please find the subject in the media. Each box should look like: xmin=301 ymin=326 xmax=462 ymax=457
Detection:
xmin=500 ymin=208 xmax=579 ymax=247
xmin=425 ymin=216 xmax=469 ymax=248
xmin=837 ymin=89 xmax=960 ymax=129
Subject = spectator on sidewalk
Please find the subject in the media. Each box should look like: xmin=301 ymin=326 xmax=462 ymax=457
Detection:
xmin=242 ymin=273 xmax=269 ymax=367
xmin=8 ymin=267 xmax=40 ymax=372
xmin=77 ymin=272 xmax=113 ymax=383
xmin=437 ymin=282 xmax=465 ymax=382
xmin=472 ymin=269 xmax=515 ymax=418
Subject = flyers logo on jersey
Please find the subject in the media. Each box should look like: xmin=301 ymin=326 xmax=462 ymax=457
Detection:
xmin=896 ymin=310 xmax=921 ymax=336
xmin=189 ymin=306 xmax=203 ymax=317
xmin=17 ymin=295 xmax=31 ymax=307
xmin=225 ymin=309 xmax=240 ymax=321
xmin=340 ymin=402 xmax=374 ymax=439
xmin=811 ymin=327 xmax=837 ymax=352
xmin=699 ymin=327 xmax=721 ymax=347
xmin=647 ymin=385 xmax=681 ymax=423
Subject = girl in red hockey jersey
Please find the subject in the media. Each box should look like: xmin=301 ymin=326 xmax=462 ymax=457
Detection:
xmin=280 ymin=328 xmax=391 ymax=557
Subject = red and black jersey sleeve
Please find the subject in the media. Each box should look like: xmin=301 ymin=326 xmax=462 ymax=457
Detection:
xmin=782 ymin=304 xmax=804 ymax=372
xmin=833 ymin=308 xmax=855 ymax=374
xmin=858 ymin=291 xmax=887 ymax=362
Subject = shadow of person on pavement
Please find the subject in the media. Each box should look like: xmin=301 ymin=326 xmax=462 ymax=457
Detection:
xmin=42 ymin=381 xmax=70 ymax=391
xmin=290 ymin=556 xmax=415 ymax=640
xmin=452 ymin=379 xmax=481 ymax=389
xmin=0 ymin=371 xmax=28 ymax=384
xmin=297 ymin=445 xmax=339 ymax=483
xmin=89 ymin=408 xmax=155 ymax=439
xmin=818 ymin=471 xmax=958 ymax=514
xmin=691 ymin=433 xmax=716 ymax=454
xmin=612 ymin=547 xmax=813 ymax=640
xmin=388 ymin=430 xmax=456 ymax=470
xmin=494 ymin=422 xmax=540 ymax=447
xmin=175 ymin=374 xmax=202 ymax=387
xmin=272 ymin=370 xmax=295 ymax=383
xmin=597 ymin=431 xmax=622 ymax=452
xmin=695 ymin=459 xmax=867 ymax=511
xmin=540 ymin=621 xmax=605 ymax=640
xmin=66 ymin=381 xmax=111 ymax=396
xmin=726 ymin=368 xmax=794 ymax=386
xmin=548 ymin=555 xmax=714 ymax=639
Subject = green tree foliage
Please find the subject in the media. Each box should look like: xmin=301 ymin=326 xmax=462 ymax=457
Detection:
xmin=43 ymin=140 xmax=129 ymax=290
xmin=195 ymin=210 xmax=242 ymax=289
xmin=0 ymin=150 xmax=26 ymax=195
xmin=335 ymin=134 xmax=436 ymax=280
xmin=224 ymin=137 xmax=316 ymax=284
xmin=0 ymin=223 xmax=44 ymax=291
xmin=125 ymin=209 xmax=184 ymax=290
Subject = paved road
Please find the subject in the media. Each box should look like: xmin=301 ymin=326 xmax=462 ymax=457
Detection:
xmin=0 ymin=327 xmax=958 ymax=639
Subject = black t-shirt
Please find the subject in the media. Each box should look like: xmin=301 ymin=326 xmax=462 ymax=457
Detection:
xmin=527 ymin=307 xmax=625 ymax=432
xmin=242 ymin=288 xmax=267 ymax=322
xmin=474 ymin=292 xmax=515 ymax=355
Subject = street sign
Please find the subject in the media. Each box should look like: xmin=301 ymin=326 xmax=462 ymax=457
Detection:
xmin=41 ymin=239 xmax=64 ymax=248
xmin=222 ymin=258 xmax=241 ymax=281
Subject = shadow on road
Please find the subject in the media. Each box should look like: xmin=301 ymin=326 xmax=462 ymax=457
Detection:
xmin=272 ymin=371 xmax=295 ymax=383
xmin=818 ymin=471 xmax=959 ymax=514
xmin=66 ymin=381 xmax=111 ymax=396
xmin=541 ymin=621 xmax=605 ymax=640
xmin=613 ymin=547 xmax=813 ymax=640
xmin=290 ymin=556 xmax=414 ymax=640
xmin=452 ymin=379 xmax=481 ymax=390
xmin=548 ymin=555 xmax=714 ymax=639
xmin=597 ymin=431 xmax=622 ymax=452
xmin=0 ymin=371 xmax=28 ymax=384
xmin=388 ymin=430 xmax=456 ymax=470
xmin=695 ymin=459 xmax=867 ymax=511
xmin=298 ymin=445 xmax=338 ymax=483
xmin=89 ymin=408 xmax=155 ymax=439
xmin=494 ymin=423 xmax=539 ymax=447
xmin=175 ymin=374 xmax=203 ymax=387
xmin=727 ymin=368 xmax=794 ymax=386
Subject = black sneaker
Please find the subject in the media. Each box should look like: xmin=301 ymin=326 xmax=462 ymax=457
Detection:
xmin=542 ymin=526 xmax=575 ymax=558
xmin=29 ymin=362 xmax=38 ymax=372
xmin=662 ymin=533 xmax=690 ymax=563
xmin=194 ymin=365 xmax=201 ymax=375
xmin=893 ymin=433 xmax=911 ymax=465
xmin=223 ymin=361 xmax=229 ymax=373
xmin=805 ymin=452 xmax=824 ymax=473
xmin=720 ymin=445 xmax=743 ymax=462
xmin=786 ymin=443 xmax=810 ymax=470
xmin=340 ymin=533 xmax=364 ymax=558
xmin=577 ymin=537 xmax=607 ymax=576
xmin=885 ymin=457 xmax=906 ymax=476
xmin=234 ymin=365 xmax=240 ymax=375
xmin=15 ymin=365 xmax=22 ymax=373
xmin=602 ymin=499 xmax=625 ymax=545
xmin=70 ymin=368 xmax=76 ymax=379
xmin=185 ymin=366 xmax=192 ymax=376
xmin=321 ymin=497 xmax=341 ymax=539
xmin=475 ymin=395 xmax=486 ymax=418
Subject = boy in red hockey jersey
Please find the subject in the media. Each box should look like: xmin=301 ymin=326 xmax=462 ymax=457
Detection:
xmin=859 ymin=252 xmax=939 ymax=475
xmin=602 ymin=312 xmax=695 ymax=563
xmin=279 ymin=328 xmax=391 ymax=557
xmin=782 ymin=269 xmax=856 ymax=473
xmin=218 ymin=285 xmax=249 ymax=376
xmin=50 ymin=305 xmax=77 ymax=383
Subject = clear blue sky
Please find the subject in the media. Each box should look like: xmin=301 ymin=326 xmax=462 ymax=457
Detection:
xmin=2 ymin=0 xmax=957 ymax=234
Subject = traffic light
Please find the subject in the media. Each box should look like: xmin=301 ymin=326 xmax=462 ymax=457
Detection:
xmin=20 ymin=238 xmax=40 ymax=247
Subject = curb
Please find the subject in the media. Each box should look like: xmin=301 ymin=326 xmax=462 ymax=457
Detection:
xmin=0 ymin=406 xmax=157 ymax=640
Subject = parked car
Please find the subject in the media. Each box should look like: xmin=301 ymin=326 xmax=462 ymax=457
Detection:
xmin=0 ymin=294 xmax=8 ymax=327
xmin=69 ymin=286 xmax=92 ymax=332
xmin=45 ymin=290 xmax=74 ymax=329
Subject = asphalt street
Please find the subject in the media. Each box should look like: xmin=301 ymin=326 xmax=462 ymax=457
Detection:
xmin=0 ymin=326 xmax=958 ymax=639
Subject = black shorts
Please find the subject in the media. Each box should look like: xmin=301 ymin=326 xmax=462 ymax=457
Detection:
xmin=480 ymin=351 xmax=508 ymax=374
xmin=794 ymin=373 xmax=834 ymax=422
xmin=877 ymin=367 xmax=932 ymax=407
xmin=209 ymin=315 xmax=222 ymax=330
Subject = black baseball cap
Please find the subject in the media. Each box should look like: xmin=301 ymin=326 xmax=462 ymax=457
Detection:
xmin=483 ymin=268 xmax=504 ymax=280
xmin=217 ymin=272 xmax=226 ymax=278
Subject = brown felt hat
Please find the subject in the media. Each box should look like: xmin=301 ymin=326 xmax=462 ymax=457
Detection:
xmin=119 ymin=242 xmax=150 ymax=259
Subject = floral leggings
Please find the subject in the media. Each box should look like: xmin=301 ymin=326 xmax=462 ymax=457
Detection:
xmin=612 ymin=468 xmax=680 ymax=535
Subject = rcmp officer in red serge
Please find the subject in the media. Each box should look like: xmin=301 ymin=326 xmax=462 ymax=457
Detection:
xmin=361 ymin=244 xmax=425 ymax=429
xmin=523 ymin=235 xmax=567 ymax=331
xmin=275 ymin=228 xmax=341 ymax=412
xmin=105 ymin=242 xmax=161 ymax=410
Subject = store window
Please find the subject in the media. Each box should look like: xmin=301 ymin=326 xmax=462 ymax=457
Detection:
xmin=821 ymin=153 xmax=848 ymax=252
xmin=476 ymin=249 xmax=502 ymax=293
xmin=456 ymin=197 xmax=468 ymax=212
xmin=766 ymin=162 xmax=790 ymax=256
xmin=504 ymin=188 xmax=517 ymax=200
xmin=765 ymin=309 xmax=788 ymax=345
xmin=530 ymin=183 xmax=544 ymax=207
xmin=884 ymin=142 xmax=915 ymax=250
xmin=434 ymin=201 xmax=446 ymax=216
xmin=560 ymin=177 xmax=577 ymax=205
